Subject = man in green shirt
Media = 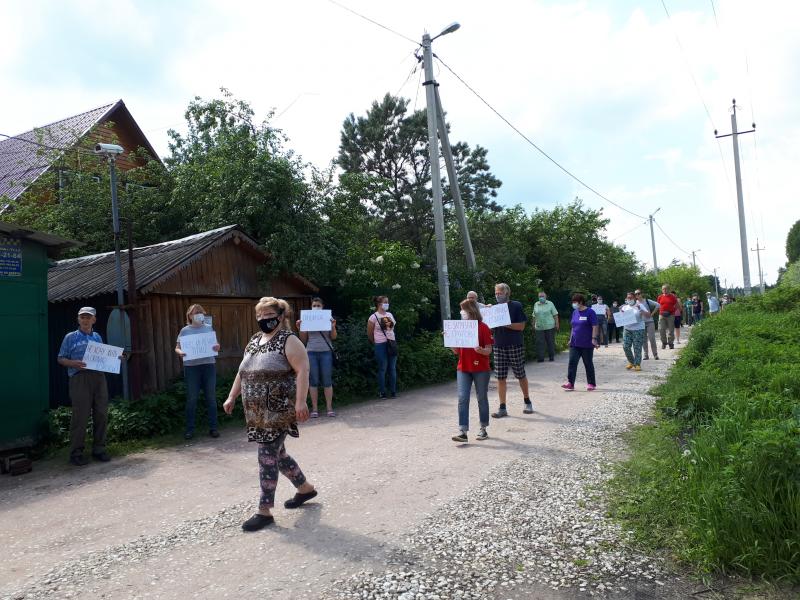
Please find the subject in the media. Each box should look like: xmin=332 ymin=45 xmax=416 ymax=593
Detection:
xmin=532 ymin=292 xmax=560 ymax=362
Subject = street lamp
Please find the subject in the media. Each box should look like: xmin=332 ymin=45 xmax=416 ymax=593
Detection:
xmin=433 ymin=22 xmax=460 ymax=39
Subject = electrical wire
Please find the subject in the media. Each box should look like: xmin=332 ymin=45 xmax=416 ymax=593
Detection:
xmin=434 ymin=55 xmax=646 ymax=220
xmin=709 ymin=0 xmax=720 ymax=28
xmin=611 ymin=220 xmax=648 ymax=243
xmin=654 ymin=219 xmax=690 ymax=256
xmin=326 ymin=0 xmax=419 ymax=46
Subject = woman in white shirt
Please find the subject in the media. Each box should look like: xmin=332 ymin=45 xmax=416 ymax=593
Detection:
xmin=619 ymin=292 xmax=651 ymax=372
xmin=366 ymin=295 xmax=398 ymax=398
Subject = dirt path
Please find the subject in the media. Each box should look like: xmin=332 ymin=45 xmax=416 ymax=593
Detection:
xmin=1 ymin=341 xmax=685 ymax=600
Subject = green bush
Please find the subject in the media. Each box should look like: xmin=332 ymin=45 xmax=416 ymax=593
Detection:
xmin=609 ymin=281 xmax=800 ymax=582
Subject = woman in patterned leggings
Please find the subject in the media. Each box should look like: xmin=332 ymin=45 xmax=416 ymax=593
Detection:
xmin=224 ymin=297 xmax=318 ymax=531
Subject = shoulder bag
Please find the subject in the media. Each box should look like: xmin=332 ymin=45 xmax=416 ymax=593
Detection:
xmin=317 ymin=331 xmax=339 ymax=367
xmin=374 ymin=314 xmax=398 ymax=357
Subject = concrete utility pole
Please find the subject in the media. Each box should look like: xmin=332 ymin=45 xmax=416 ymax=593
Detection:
xmin=713 ymin=268 xmax=720 ymax=297
xmin=690 ymin=249 xmax=700 ymax=269
xmin=106 ymin=154 xmax=129 ymax=400
xmin=715 ymin=99 xmax=755 ymax=295
xmin=422 ymin=30 xmax=452 ymax=320
xmin=648 ymin=208 xmax=660 ymax=274
xmin=434 ymin=86 xmax=477 ymax=271
xmin=750 ymin=238 xmax=766 ymax=294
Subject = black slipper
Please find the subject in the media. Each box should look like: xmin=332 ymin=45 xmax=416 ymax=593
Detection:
xmin=242 ymin=513 xmax=274 ymax=532
xmin=284 ymin=489 xmax=318 ymax=509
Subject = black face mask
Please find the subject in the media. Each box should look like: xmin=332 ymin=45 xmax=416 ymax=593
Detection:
xmin=258 ymin=317 xmax=281 ymax=334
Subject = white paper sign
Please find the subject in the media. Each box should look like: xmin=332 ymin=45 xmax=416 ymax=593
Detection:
xmin=180 ymin=332 xmax=219 ymax=361
xmin=480 ymin=303 xmax=511 ymax=329
xmin=300 ymin=309 xmax=333 ymax=332
xmin=82 ymin=341 xmax=124 ymax=374
xmin=443 ymin=319 xmax=479 ymax=348
xmin=204 ymin=315 xmax=213 ymax=328
xmin=614 ymin=308 xmax=640 ymax=327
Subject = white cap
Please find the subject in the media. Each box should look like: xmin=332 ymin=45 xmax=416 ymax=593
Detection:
xmin=78 ymin=306 xmax=97 ymax=316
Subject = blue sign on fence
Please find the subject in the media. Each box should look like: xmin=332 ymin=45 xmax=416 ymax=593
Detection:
xmin=0 ymin=235 xmax=22 ymax=277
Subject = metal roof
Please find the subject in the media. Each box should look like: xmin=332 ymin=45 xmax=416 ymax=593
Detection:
xmin=0 ymin=222 xmax=80 ymax=257
xmin=48 ymin=225 xmax=266 ymax=303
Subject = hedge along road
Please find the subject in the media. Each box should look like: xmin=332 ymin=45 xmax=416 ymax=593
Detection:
xmin=0 ymin=343 xmax=693 ymax=600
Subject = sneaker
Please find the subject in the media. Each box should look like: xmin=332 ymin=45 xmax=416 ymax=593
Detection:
xmin=548 ymin=358 xmax=555 ymax=362
xmin=561 ymin=382 xmax=574 ymax=391
xmin=523 ymin=401 xmax=534 ymax=414
xmin=625 ymin=363 xmax=634 ymax=370
xmin=242 ymin=513 xmax=274 ymax=532
xmin=643 ymin=356 xmax=649 ymax=360
xmin=587 ymin=384 xmax=596 ymax=391
xmin=69 ymin=454 xmax=89 ymax=466
xmin=654 ymin=355 xmax=660 ymax=360
xmin=209 ymin=429 xmax=220 ymax=438
xmin=390 ymin=393 xmax=397 ymax=398
xmin=491 ymin=408 xmax=508 ymax=419
xmin=451 ymin=431 xmax=468 ymax=443
xmin=476 ymin=428 xmax=488 ymax=441
xmin=662 ymin=344 xmax=667 ymax=350
xmin=379 ymin=393 xmax=387 ymax=399
xmin=327 ymin=411 xmax=336 ymax=417
xmin=634 ymin=365 xmax=642 ymax=372
xmin=92 ymin=451 xmax=111 ymax=462
xmin=669 ymin=344 xmax=674 ymax=349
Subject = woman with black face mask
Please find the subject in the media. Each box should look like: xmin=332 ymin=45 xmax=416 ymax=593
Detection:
xmin=223 ymin=296 xmax=317 ymax=532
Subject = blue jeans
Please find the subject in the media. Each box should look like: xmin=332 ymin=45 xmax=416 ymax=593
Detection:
xmin=373 ymin=342 xmax=397 ymax=396
xmin=567 ymin=346 xmax=596 ymax=385
xmin=457 ymin=370 xmax=490 ymax=432
xmin=595 ymin=315 xmax=608 ymax=345
xmin=308 ymin=351 xmax=334 ymax=387
xmin=184 ymin=363 xmax=218 ymax=434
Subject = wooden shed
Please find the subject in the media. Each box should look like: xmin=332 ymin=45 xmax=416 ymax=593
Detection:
xmin=47 ymin=225 xmax=318 ymax=404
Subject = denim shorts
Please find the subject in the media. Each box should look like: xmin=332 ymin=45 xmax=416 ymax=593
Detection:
xmin=308 ymin=351 xmax=333 ymax=387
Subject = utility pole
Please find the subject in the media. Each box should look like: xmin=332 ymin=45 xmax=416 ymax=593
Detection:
xmin=713 ymin=268 xmax=720 ymax=297
xmin=648 ymin=208 xmax=660 ymax=274
xmin=434 ymin=86 xmax=477 ymax=271
xmin=690 ymin=249 xmax=700 ymax=269
xmin=750 ymin=238 xmax=766 ymax=294
xmin=715 ymin=99 xmax=755 ymax=295
xmin=422 ymin=30 xmax=452 ymax=320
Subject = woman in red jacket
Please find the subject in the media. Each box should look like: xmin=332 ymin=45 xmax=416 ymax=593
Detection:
xmin=451 ymin=299 xmax=494 ymax=443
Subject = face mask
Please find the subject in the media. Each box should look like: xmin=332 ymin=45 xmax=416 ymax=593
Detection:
xmin=571 ymin=302 xmax=579 ymax=310
xmin=627 ymin=299 xmax=636 ymax=306
xmin=538 ymin=297 xmax=546 ymax=303
xmin=612 ymin=303 xmax=618 ymax=307
xmin=192 ymin=314 xmax=205 ymax=324
xmin=382 ymin=303 xmax=390 ymax=311
xmin=597 ymin=299 xmax=603 ymax=304
xmin=258 ymin=317 xmax=281 ymax=334
xmin=460 ymin=310 xmax=469 ymax=320
xmin=311 ymin=306 xmax=322 ymax=311
xmin=495 ymin=294 xmax=508 ymax=303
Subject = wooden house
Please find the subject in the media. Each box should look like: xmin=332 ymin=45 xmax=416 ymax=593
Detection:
xmin=0 ymin=99 xmax=159 ymax=214
xmin=47 ymin=225 xmax=318 ymax=405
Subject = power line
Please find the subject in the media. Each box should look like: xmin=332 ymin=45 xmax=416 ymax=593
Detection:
xmin=434 ymin=55 xmax=646 ymax=220
xmin=709 ymin=0 xmax=720 ymax=28
xmin=327 ymin=0 xmax=419 ymax=46
xmin=653 ymin=219 xmax=690 ymax=256
xmin=611 ymin=220 xmax=648 ymax=243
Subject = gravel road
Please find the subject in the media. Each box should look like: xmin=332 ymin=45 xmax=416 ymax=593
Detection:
xmin=1 ymin=341 xmax=695 ymax=600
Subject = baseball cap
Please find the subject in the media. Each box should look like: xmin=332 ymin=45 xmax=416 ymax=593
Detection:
xmin=78 ymin=307 xmax=97 ymax=316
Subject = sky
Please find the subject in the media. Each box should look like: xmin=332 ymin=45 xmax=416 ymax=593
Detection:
xmin=1 ymin=0 xmax=797 ymax=289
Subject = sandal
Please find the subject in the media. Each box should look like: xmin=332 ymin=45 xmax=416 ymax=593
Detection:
xmin=284 ymin=489 xmax=318 ymax=509
xmin=327 ymin=411 xmax=336 ymax=417
xmin=310 ymin=411 xmax=319 ymax=418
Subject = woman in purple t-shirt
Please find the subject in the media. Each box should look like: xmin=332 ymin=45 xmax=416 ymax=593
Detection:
xmin=562 ymin=293 xmax=600 ymax=391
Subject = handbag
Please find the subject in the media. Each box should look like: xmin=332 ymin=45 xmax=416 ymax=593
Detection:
xmin=375 ymin=314 xmax=398 ymax=357
xmin=317 ymin=331 xmax=339 ymax=367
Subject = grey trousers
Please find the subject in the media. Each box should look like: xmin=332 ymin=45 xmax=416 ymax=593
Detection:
xmin=69 ymin=370 xmax=109 ymax=457
xmin=535 ymin=327 xmax=557 ymax=361
xmin=659 ymin=314 xmax=676 ymax=346
xmin=643 ymin=321 xmax=658 ymax=358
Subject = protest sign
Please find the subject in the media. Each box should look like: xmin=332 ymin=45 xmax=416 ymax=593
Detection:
xmin=614 ymin=308 xmax=640 ymax=327
xmin=82 ymin=341 xmax=124 ymax=374
xmin=443 ymin=319 xmax=479 ymax=348
xmin=480 ymin=303 xmax=511 ymax=329
xmin=180 ymin=331 xmax=219 ymax=361
xmin=300 ymin=309 xmax=333 ymax=332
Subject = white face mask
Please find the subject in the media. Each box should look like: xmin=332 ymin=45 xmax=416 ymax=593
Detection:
xmin=460 ymin=310 xmax=469 ymax=320
xmin=382 ymin=303 xmax=390 ymax=311
xmin=311 ymin=306 xmax=323 ymax=311
xmin=571 ymin=302 xmax=579 ymax=310
xmin=192 ymin=313 xmax=205 ymax=324
xmin=626 ymin=299 xmax=636 ymax=306
xmin=597 ymin=298 xmax=603 ymax=304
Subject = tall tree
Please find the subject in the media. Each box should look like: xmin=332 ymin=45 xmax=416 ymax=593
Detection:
xmin=786 ymin=218 xmax=800 ymax=264
xmin=337 ymin=93 xmax=501 ymax=254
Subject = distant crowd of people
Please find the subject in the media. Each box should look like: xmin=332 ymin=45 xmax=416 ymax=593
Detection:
xmin=56 ymin=283 xmax=730 ymax=531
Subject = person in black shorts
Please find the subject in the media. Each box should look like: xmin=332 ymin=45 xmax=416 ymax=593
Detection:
xmin=489 ymin=283 xmax=533 ymax=417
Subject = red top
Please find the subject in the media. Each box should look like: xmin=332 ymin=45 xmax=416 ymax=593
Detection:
xmin=657 ymin=293 xmax=679 ymax=315
xmin=457 ymin=321 xmax=494 ymax=372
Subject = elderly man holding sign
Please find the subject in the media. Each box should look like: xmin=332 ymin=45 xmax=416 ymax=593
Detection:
xmin=57 ymin=307 xmax=121 ymax=466
xmin=447 ymin=299 xmax=493 ymax=443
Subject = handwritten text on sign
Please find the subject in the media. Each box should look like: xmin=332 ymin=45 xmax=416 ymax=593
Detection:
xmin=82 ymin=341 xmax=124 ymax=374
xmin=613 ymin=308 xmax=640 ymax=327
xmin=443 ymin=319 xmax=479 ymax=348
xmin=181 ymin=332 xmax=219 ymax=361
xmin=300 ymin=309 xmax=333 ymax=332
xmin=480 ymin=303 xmax=511 ymax=329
